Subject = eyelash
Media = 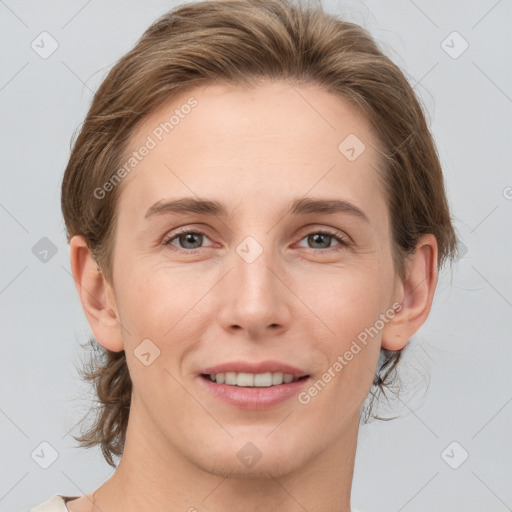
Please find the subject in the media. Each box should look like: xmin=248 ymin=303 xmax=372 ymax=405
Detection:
xmin=162 ymin=228 xmax=351 ymax=253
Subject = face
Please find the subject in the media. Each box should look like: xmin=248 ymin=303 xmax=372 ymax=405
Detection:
xmin=106 ymin=81 xmax=401 ymax=478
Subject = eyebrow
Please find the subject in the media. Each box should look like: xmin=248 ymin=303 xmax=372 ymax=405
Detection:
xmin=144 ymin=197 xmax=370 ymax=223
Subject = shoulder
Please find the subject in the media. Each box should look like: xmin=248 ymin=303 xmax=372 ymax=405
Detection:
xmin=28 ymin=494 xmax=79 ymax=512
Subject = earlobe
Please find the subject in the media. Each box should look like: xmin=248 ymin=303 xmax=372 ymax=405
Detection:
xmin=381 ymin=234 xmax=438 ymax=351
xmin=69 ymin=235 xmax=125 ymax=352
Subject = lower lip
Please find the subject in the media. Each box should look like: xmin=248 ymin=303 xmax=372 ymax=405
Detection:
xmin=199 ymin=375 xmax=310 ymax=410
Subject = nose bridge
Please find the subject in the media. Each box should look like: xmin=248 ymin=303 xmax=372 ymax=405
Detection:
xmin=219 ymin=232 xmax=290 ymax=334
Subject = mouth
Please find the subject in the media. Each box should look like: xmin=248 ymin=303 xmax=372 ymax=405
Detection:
xmin=199 ymin=371 xmax=311 ymax=410
xmin=200 ymin=372 xmax=310 ymax=387
xmin=198 ymin=361 xmax=311 ymax=409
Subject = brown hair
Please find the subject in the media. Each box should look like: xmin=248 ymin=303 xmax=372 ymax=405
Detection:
xmin=62 ymin=0 xmax=458 ymax=468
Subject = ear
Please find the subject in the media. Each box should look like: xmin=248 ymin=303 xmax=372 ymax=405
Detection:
xmin=69 ymin=235 xmax=124 ymax=352
xmin=381 ymin=234 xmax=438 ymax=351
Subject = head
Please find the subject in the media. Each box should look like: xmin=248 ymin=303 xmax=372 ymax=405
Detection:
xmin=63 ymin=0 xmax=457 ymax=471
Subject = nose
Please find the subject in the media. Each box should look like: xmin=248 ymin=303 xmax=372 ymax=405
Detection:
xmin=217 ymin=240 xmax=292 ymax=339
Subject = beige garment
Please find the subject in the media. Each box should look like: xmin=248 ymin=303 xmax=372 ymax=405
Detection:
xmin=28 ymin=494 xmax=79 ymax=511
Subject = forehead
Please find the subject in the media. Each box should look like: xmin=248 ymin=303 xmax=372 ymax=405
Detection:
xmin=115 ymin=81 xmax=388 ymax=229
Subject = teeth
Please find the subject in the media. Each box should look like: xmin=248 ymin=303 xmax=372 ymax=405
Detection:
xmin=272 ymin=372 xmax=284 ymax=385
xmin=208 ymin=371 xmax=299 ymax=387
xmin=237 ymin=372 xmax=254 ymax=386
xmin=225 ymin=372 xmax=237 ymax=385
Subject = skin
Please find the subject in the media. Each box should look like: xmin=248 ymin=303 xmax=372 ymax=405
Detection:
xmin=68 ymin=81 xmax=438 ymax=512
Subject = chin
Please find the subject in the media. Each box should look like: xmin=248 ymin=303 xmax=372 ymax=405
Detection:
xmin=203 ymin=432 xmax=311 ymax=478
xmin=198 ymin=453 xmax=305 ymax=480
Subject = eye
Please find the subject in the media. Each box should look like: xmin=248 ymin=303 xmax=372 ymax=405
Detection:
xmin=297 ymin=230 xmax=350 ymax=251
xmin=162 ymin=228 xmax=350 ymax=253
xmin=163 ymin=229 xmax=214 ymax=251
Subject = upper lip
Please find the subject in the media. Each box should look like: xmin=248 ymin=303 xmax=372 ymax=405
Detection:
xmin=201 ymin=360 xmax=309 ymax=378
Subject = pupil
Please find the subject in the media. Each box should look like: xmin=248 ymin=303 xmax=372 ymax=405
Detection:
xmin=311 ymin=233 xmax=329 ymax=248
xmin=182 ymin=233 xmax=201 ymax=248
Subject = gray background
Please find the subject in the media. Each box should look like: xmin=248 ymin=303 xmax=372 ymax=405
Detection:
xmin=1 ymin=1 xmax=511 ymax=511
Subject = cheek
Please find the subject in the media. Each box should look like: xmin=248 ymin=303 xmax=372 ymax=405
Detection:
xmin=307 ymin=266 xmax=388 ymax=338
xmin=298 ymin=276 xmax=385 ymax=420
xmin=114 ymin=263 xmax=195 ymax=337
xmin=303 ymin=266 xmax=388 ymax=403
